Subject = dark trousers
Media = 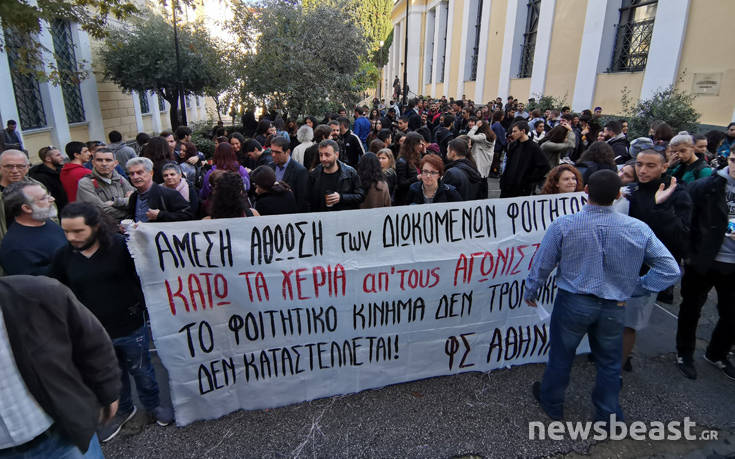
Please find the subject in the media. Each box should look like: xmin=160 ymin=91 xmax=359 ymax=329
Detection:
xmin=112 ymin=325 xmax=160 ymax=413
xmin=676 ymin=262 xmax=735 ymax=361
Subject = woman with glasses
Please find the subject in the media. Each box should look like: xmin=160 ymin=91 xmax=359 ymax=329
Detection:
xmin=406 ymin=153 xmax=461 ymax=204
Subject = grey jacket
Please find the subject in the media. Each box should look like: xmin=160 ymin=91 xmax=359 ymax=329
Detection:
xmin=77 ymin=169 xmax=134 ymax=222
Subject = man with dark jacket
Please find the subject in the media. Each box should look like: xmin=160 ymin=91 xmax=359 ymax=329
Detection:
xmin=621 ymin=148 xmax=692 ymax=369
xmin=435 ymin=115 xmax=455 ymax=161
xmin=125 ymin=157 xmax=193 ymax=222
xmin=500 ymin=121 xmax=550 ymax=197
xmin=29 ymin=145 xmax=68 ymax=210
xmin=308 ymin=139 xmax=364 ymax=212
xmin=270 ymin=136 xmax=309 ymax=213
xmin=337 ymin=117 xmax=365 ymax=169
xmin=243 ymin=139 xmax=274 ymax=171
xmin=605 ymin=120 xmax=630 ymax=164
xmin=0 ymin=275 xmax=120 ymax=455
xmin=405 ymin=98 xmax=422 ymax=132
xmin=675 ymin=151 xmax=735 ymax=381
xmin=443 ymin=138 xmax=487 ymax=201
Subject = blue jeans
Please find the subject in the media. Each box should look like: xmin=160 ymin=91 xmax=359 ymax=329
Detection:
xmin=540 ymin=289 xmax=625 ymax=422
xmin=113 ymin=325 xmax=159 ymax=413
xmin=0 ymin=430 xmax=101 ymax=459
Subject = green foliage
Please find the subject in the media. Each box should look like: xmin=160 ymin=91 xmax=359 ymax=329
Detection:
xmin=192 ymin=133 xmax=215 ymax=159
xmin=621 ymin=85 xmax=700 ymax=139
xmin=0 ymin=0 xmax=138 ymax=83
xmin=99 ymin=13 xmax=224 ymax=129
xmin=373 ymin=29 xmax=393 ymax=68
xmin=228 ymin=0 xmax=368 ymax=118
xmin=353 ymin=60 xmax=380 ymax=93
xmin=527 ymin=94 xmax=569 ymax=113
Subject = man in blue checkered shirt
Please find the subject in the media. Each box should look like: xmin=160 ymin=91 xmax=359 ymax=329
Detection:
xmin=525 ymin=170 xmax=680 ymax=423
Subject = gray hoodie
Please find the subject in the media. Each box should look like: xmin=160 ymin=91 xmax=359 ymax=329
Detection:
xmin=714 ymin=167 xmax=735 ymax=264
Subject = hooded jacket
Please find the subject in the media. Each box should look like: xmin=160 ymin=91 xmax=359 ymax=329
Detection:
xmin=60 ymin=162 xmax=92 ymax=202
xmin=29 ymin=163 xmax=68 ymax=210
xmin=467 ymin=126 xmax=496 ymax=178
xmin=443 ymin=158 xmax=487 ymax=201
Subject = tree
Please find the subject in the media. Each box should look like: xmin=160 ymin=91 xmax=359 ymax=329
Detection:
xmin=621 ymin=85 xmax=700 ymax=139
xmin=0 ymin=0 xmax=138 ymax=83
xmin=228 ymin=0 xmax=368 ymax=118
xmin=99 ymin=13 xmax=223 ymax=129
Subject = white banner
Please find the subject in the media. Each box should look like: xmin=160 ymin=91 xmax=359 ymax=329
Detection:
xmin=127 ymin=193 xmax=588 ymax=426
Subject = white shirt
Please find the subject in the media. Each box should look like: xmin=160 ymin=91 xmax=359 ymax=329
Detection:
xmin=0 ymin=308 xmax=53 ymax=448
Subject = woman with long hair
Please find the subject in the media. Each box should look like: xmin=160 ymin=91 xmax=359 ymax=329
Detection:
xmin=357 ymin=152 xmax=391 ymax=209
xmin=394 ymin=131 xmax=423 ymax=205
xmin=141 ymin=136 xmax=174 ymax=183
xmin=377 ymin=148 xmax=397 ymax=202
xmin=229 ymin=132 xmax=248 ymax=167
xmin=255 ymin=119 xmax=271 ymax=147
xmin=207 ymin=171 xmax=259 ymax=219
xmin=539 ymin=124 xmax=576 ymax=168
xmin=575 ymin=141 xmax=617 ymax=184
xmin=540 ymin=164 xmax=584 ymax=194
xmin=250 ymin=165 xmax=297 ymax=216
xmin=467 ymin=119 xmax=496 ymax=179
xmin=199 ymin=142 xmax=250 ymax=201
xmin=176 ymin=140 xmax=199 ymax=182
xmin=406 ymin=153 xmax=462 ymax=204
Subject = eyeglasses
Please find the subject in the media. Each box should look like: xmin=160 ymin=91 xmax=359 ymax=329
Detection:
xmin=420 ymin=170 xmax=440 ymax=176
xmin=2 ymin=164 xmax=28 ymax=170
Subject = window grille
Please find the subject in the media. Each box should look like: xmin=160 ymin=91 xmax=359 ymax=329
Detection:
xmin=438 ymin=3 xmax=448 ymax=83
xmin=158 ymin=93 xmax=167 ymax=112
xmin=139 ymin=91 xmax=150 ymax=114
xmin=50 ymin=20 xmax=85 ymax=123
xmin=469 ymin=0 xmax=484 ymax=81
xmin=609 ymin=0 xmax=657 ymax=72
xmin=3 ymin=27 xmax=47 ymax=129
xmin=518 ymin=0 xmax=540 ymax=79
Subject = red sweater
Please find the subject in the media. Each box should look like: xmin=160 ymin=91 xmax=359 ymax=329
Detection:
xmin=60 ymin=163 xmax=91 ymax=202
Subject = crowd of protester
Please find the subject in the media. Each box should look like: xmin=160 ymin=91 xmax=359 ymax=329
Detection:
xmin=1 ymin=94 xmax=734 ymax=456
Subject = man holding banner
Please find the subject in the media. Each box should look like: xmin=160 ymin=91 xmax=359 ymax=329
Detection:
xmin=525 ymin=170 xmax=680 ymax=423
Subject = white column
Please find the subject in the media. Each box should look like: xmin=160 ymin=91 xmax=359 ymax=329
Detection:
xmin=430 ymin=2 xmax=446 ymax=97
xmin=473 ymin=0 xmax=493 ymax=102
xmin=572 ymin=0 xmax=621 ymax=111
xmin=640 ymin=0 xmax=690 ymax=100
xmin=455 ymin=0 xmax=472 ymax=98
xmin=0 ymin=30 xmax=20 ymax=127
xmin=72 ymin=25 xmax=104 ymax=142
xmin=148 ymin=92 xmax=162 ymax=134
xmin=132 ymin=92 xmax=144 ymax=132
xmin=199 ymin=96 xmax=207 ymax=120
xmin=528 ymin=0 xmax=556 ymax=98
xmin=37 ymin=22 xmax=71 ymax=148
xmin=497 ymin=0 xmax=522 ymax=99
xmin=406 ymin=10 xmax=422 ymax=97
xmin=442 ymin=0 xmax=455 ymax=97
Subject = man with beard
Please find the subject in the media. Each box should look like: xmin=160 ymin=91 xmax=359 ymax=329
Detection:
xmin=50 ymin=202 xmax=173 ymax=442
xmin=442 ymin=138 xmax=486 ymax=200
xmin=76 ymin=148 xmax=135 ymax=223
xmin=0 ymin=182 xmax=66 ymax=275
xmin=500 ymin=121 xmax=550 ymax=197
xmin=29 ymin=146 xmax=68 ymax=210
xmin=308 ymin=139 xmax=364 ymax=212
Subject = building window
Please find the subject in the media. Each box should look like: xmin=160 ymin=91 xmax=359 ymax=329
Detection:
xmin=438 ymin=2 xmax=448 ymax=83
xmin=50 ymin=20 xmax=85 ymax=123
xmin=423 ymin=9 xmax=435 ymax=85
xmin=139 ymin=91 xmax=150 ymax=114
xmin=3 ymin=27 xmax=47 ymax=130
xmin=467 ymin=0 xmax=484 ymax=81
xmin=158 ymin=93 xmax=167 ymax=112
xmin=518 ymin=0 xmax=540 ymax=79
xmin=610 ymin=0 xmax=657 ymax=72
xmin=196 ymin=96 xmax=201 ymax=107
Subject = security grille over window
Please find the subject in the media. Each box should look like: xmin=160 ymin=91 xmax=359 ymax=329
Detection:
xmin=610 ymin=0 xmax=657 ymax=72
xmin=469 ymin=0 xmax=484 ymax=81
xmin=139 ymin=91 xmax=150 ymax=114
xmin=3 ymin=27 xmax=47 ymax=130
xmin=50 ymin=20 xmax=85 ymax=123
xmin=438 ymin=2 xmax=448 ymax=83
xmin=158 ymin=93 xmax=166 ymax=112
xmin=518 ymin=0 xmax=540 ymax=79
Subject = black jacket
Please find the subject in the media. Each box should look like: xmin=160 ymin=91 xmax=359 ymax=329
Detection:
xmin=686 ymin=173 xmax=729 ymax=273
xmin=128 ymin=182 xmax=194 ymax=222
xmin=574 ymin=161 xmax=617 ymax=185
xmin=274 ymin=159 xmax=309 ymax=212
xmin=407 ymin=180 xmax=462 ymax=204
xmin=609 ymin=136 xmax=631 ymax=164
xmin=308 ymin=161 xmax=365 ymax=211
xmin=340 ymin=130 xmax=365 ymax=169
xmin=406 ymin=109 xmax=422 ymax=131
xmin=0 ymin=276 xmax=120 ymax=452
xmin=29 ymin=163 xmax=68 ymax=210
xmin=435 ymin=126 xmax=454 ymax=160
xmin=254 ymin=189 xmax=298 ymax=216
xmin=443 ymin=158 xmax=487 ymax=201
xmin=500 ymin=138 xmax=550 ymax=197
xmin=627 ymin=176 xmax=692 ymax=261
xmin=394 ymin=157 xmax=419 ymax=205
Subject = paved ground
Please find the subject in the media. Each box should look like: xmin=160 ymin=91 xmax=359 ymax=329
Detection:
xmin=102 ymin=180 xmax=735 ymax=458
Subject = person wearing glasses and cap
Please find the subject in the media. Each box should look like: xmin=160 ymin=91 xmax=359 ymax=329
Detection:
xmin=29 ymin=146 xmax=69 ymax=211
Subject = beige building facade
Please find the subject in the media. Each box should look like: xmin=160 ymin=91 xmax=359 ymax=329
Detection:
xmin=384 ymin=0 xmax=735 ymax=126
